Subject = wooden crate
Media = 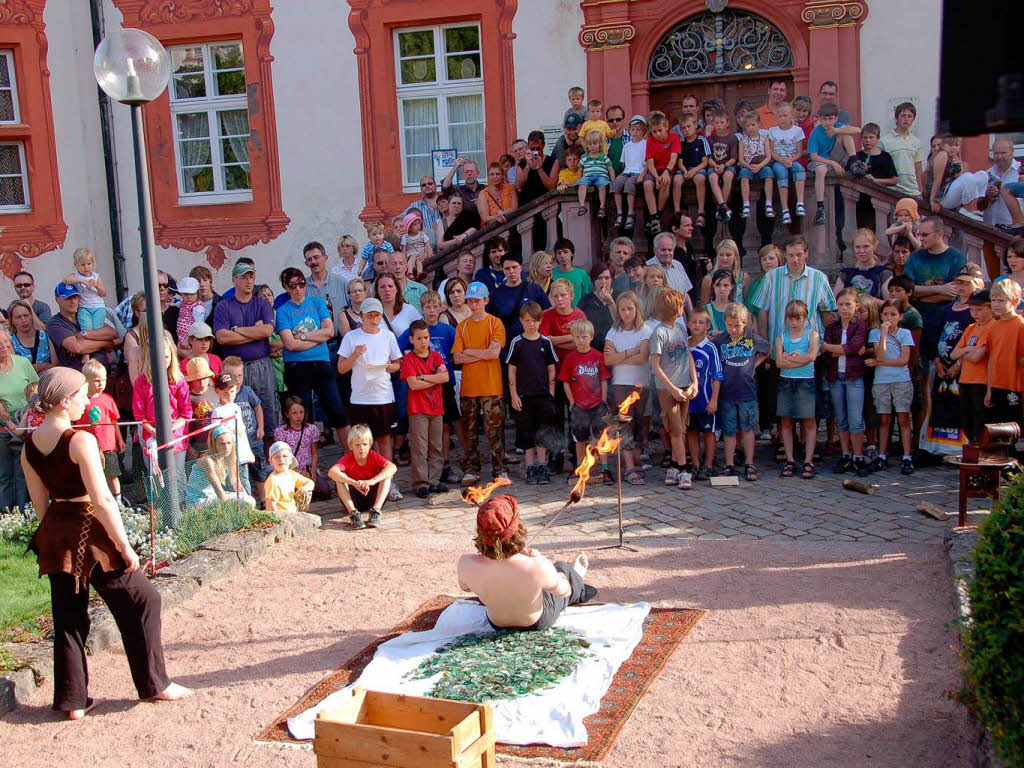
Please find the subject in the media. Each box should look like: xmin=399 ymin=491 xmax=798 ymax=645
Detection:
xmin=314 ymin=687 xmax=496 ymax=768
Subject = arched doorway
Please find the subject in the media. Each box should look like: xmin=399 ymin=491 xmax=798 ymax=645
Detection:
xmin=647 ymin=9 xmax=794 ymax=124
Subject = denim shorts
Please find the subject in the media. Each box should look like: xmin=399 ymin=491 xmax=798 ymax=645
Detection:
xmin=577 ymin=174 xmax=611 ymax=188
xmin=777 ymin=377 xmax=816 ymax=419
xmin=829 ymin=378 xmax=865 ymax=434
xmin=610 ymin=172 xmax=640 ymax=195
xmin=719 ymin=399 xmax=758 ymax=436
xmin=771 ymin=161 xmax=806 ymax=186
xmin=738 ymin=166 xmax=774 ymax=181
xmin=701 ymin=166 xmax=736 ymax=177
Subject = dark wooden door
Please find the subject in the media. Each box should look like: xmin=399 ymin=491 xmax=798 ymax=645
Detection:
xmin=651 ymin=74 xmax=793 ymax=125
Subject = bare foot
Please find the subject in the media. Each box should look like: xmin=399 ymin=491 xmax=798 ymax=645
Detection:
xmin=573 ymin=553 xmax=589 ymax=580
xmin=67 ymin=698 xmax=101 ymax=720
xmin=149 ymin=682 xmax=193 ymax=702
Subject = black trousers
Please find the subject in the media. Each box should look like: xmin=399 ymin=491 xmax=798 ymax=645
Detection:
xmin=50 ymin=566 xmax=170 ymax=710
xmin=284 ymin=360 xmax=348 ymax=429
xmin=959 ymin=382 xmax=990 ymax=443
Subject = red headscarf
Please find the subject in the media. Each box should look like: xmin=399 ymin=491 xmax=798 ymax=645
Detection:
xmin=477 ymin=494 xmax=520 ymax=546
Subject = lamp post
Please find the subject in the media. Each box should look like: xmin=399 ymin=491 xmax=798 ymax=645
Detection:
xmin=94 ymin=29 xmax=181 ymax=526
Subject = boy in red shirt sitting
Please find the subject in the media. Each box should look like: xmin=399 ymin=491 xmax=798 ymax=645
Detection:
xmin=76 ymin=359 xmax=125 ymax=505
xmin=400 ymin=319 xmax=450 ymax=499
xmin=327 ymin=423 xmax=398 ymax=529
xmin=641 ymin=111 xmax=681 ymax=235
xmin=559 ymin=319 xmax=613 ymax=483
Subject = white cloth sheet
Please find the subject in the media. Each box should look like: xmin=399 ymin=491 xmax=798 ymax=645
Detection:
xmin=287 ymin=599 xmax=650 ymax=747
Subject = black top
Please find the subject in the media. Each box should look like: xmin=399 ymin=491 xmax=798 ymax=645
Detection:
xmin=518 ymin=155 xmax=558 ymax=206
xmin=578 ymin=292 xmax=614 ymax=350
xmin=505 ymin=335 xmax=558 ymax=397
xmin=855 ymin=150 xmax=898 ymax=181
xmin=680 ymin=136 xmax=711 ymax=170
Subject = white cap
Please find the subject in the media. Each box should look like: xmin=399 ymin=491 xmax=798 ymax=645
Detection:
xmin=629 ymin=114 xmax=648 ymax=126
xmin=177 ymin=276 xmax=200 ymax=294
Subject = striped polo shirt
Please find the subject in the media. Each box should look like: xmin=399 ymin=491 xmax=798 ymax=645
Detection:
xmin=752 ymin=264 xmax=836 ymax=355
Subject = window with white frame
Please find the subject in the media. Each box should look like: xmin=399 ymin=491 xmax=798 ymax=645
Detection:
xmin=394 ymin=24 xmax=485 ymax=192
xmin=169 ymin=41 xmax=251 ymax=204
xmin=0 ymin=141 xmax=29 ymax=211
xmin=0 ymin=50 xmax=20 ymax=123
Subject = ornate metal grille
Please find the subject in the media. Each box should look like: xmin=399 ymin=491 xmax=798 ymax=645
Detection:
xmin=648 ymin=10 xmax=793 ymax=82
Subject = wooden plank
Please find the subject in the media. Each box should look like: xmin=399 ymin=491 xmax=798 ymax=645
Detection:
xmin=317 ymin=687 xmax=368 ymax=725
xmin=709 ymin=476 xmax=739 ymax=487
xmin=478 ymin=704 xmax=496 ymax=768
xmin=447 ymin=711 xmax=481 ymax=754
xmin=363 ymin=691 xmax=479 ymax=736
xmin=455 ymin=732 xmax=496 ymax=768
xmin=316 ymin=755 xmax=386 ymax=768
xmin=315 ymin=721 xmax=455 ymax=767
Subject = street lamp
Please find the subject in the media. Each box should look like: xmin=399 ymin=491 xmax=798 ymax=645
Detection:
xmin=94 ymin=29 xmax=181 ymax=526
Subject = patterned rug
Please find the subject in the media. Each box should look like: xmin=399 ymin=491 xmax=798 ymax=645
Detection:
xmin=256 ymin=595 xmax=706 ymax=765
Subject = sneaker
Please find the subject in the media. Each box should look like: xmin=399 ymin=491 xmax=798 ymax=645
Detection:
xmin=415 ymin=486 xmax=430 ymax=499
xmin=795 ymin=202 xmax=806 ymax=217
xmin=716 ymin=203 xmax=729 ymax=221
xmin=765 ymin=203 xmax=775 ymax=218
xmin=741 ymin=202 xmax=751 ymax=219
xmin=854 ymin=459 xmax=870 ymax=478
xmin=957 ymin=206 xmax=984 ymax=221
xmin=782 ymin=209 xmax=792 ymax=224
xmin=870 ymin=456 xmax=888 ymax=473
xmin=677 ymin=470 xmax=693 ymax=489
xmin=349 ymin=511 xmax=367 ymax=530
xmin=694 ymin=467 xmax=711 ymax=481
xmin=538 ymin=466 xmax=552 ymax=485
xmin=367 ymin=509 xmax=382 ymax=527
xmin=901 ymin=458 xmax=915 ymax=475
xmin=646 ymin=218 xmax=662 ymax=235
xmin=440 ymin=464 xmax=457 ymax=485
xmin=428 ymin=482 xmax=449 ymax=494
xmin=638 ymin=450 xmax=652 ymax=462
xmin=665 ymin=466 xmax=680 ymax=485
xmin=600 ymin=468 xmax=615 ymax=484
xmin=525 ymin=465 xmax=538 ymax=485
xmin=460 ymin=472 xmax=480 ymax=487
xmin=833 ymin=456 xmax=853 ymax=474
xmin=388 ymin=485 xmax=403 ymax=502
xmin=814 ymin=205 xmax=826 ymax=226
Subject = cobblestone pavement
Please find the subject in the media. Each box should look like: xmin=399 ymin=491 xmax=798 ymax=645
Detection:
xmin=311 ymin=438 xmax=979 ymax=545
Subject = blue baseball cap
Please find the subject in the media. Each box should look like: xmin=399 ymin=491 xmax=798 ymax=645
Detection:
xmin=465 ymin=281 xmax=489 ymax=300
xmin=54 ymin=282 xmax=79 ymax=299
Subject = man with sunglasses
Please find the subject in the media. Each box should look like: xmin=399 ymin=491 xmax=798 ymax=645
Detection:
xmin=276 ymin=266 xmax=347 ymax=442
xmin=605 ymin=105 xmax=627 ymax=177
xmin=404 ymin=176 xmax=441 ymax=249
xmin=12 ymin=270 xmax=51 ymax=327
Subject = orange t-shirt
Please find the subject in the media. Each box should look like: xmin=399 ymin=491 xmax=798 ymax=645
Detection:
xmin=986 ymin=314 xmax=1024 ymax=391
xmin=952 ymin=321 xmax=991 ymax=385
xmin=453 ymin=313 xmax=506 ymax=397
xmin=755 ymin=104 xmax=778 ymax=129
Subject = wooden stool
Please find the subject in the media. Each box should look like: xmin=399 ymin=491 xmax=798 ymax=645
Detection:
xmin=955 ymin=458 xmax=1017 ymax=527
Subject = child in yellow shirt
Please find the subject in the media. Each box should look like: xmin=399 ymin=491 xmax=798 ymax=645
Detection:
xmin=557 ymin=144 xmax=584 ymax=190
xmin=579 ymin=98 xmax=615 ymax=153
xmin=264 ymin=441 xmax=314 ymax=513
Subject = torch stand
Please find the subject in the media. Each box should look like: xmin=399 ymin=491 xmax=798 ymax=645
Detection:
xmin=599 ymin=414 xmax=639 ymax=552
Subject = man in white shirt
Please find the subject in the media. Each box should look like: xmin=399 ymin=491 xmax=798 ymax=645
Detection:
xmin=984 ymin=138 xmax=1022 ymax=227
xmin=647 ymin=231 xmax=693 ymax=315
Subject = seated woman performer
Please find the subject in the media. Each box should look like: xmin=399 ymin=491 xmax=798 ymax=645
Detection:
xmin=457 ymin=495 xmax=597 ymax=630
xmin=21 ymin=367 xmax=191 ymax=719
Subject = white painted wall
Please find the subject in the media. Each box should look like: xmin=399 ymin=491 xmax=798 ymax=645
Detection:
xmin=512 ymin=0 xmax=586 ymax=138
xmin=0 ymin=2 xmax=114 ymax=310
xmin=99 ymin=0 xmax=368 ymax=299
xmin=860 ymin=0 xmax=942 ymax=141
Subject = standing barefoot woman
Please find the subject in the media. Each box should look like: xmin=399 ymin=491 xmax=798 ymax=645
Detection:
xmin=21 ymin=367 xmax=191 ymax=719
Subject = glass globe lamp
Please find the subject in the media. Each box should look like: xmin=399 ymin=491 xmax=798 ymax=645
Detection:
xmin=94 ymin=28 xmax=171 ymax=104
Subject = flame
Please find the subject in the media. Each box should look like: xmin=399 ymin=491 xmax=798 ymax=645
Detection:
xmin=617 ymin=390 xmax=640 ymax=416
xmin=570 ymin=445 xmax=600 ymax=500
xmin=462 ymin=476 xmax=512 ymax=506
xmin=595 ymin=427 xmax=622 ymax=455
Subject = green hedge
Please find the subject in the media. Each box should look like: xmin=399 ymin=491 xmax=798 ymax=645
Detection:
xmin=964 ymin=471 xmax=1024 ymax=766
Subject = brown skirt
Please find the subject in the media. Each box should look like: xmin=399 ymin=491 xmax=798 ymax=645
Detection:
xmin=29 ymin=501 xmax=126 ymax=592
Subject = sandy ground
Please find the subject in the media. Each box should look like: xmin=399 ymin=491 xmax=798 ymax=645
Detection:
xmin=0 ymin=520 xmax=972 ymax=768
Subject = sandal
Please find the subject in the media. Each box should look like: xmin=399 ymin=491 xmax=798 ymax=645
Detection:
xmin=695 ymin=212 xmax=706 ymax=227
xmin=780 ymin=461 xmax=796 ymax=478
xmin=722 ymin=464 xmax=737 ymax=477
xmin=597 ymin=206 xmax=606 ymax=219
xmin=744 ymin=464 xmax=759 ymax=482
xmin=625 ymin=213 xmax=636 ymax=231
xmin=577 ymin=205 xmax=588 ymax=216
xmin=801 ymin=462 xmax=816 ymax=479
xmin=626 ymin=468 xmax=645 ymax=485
